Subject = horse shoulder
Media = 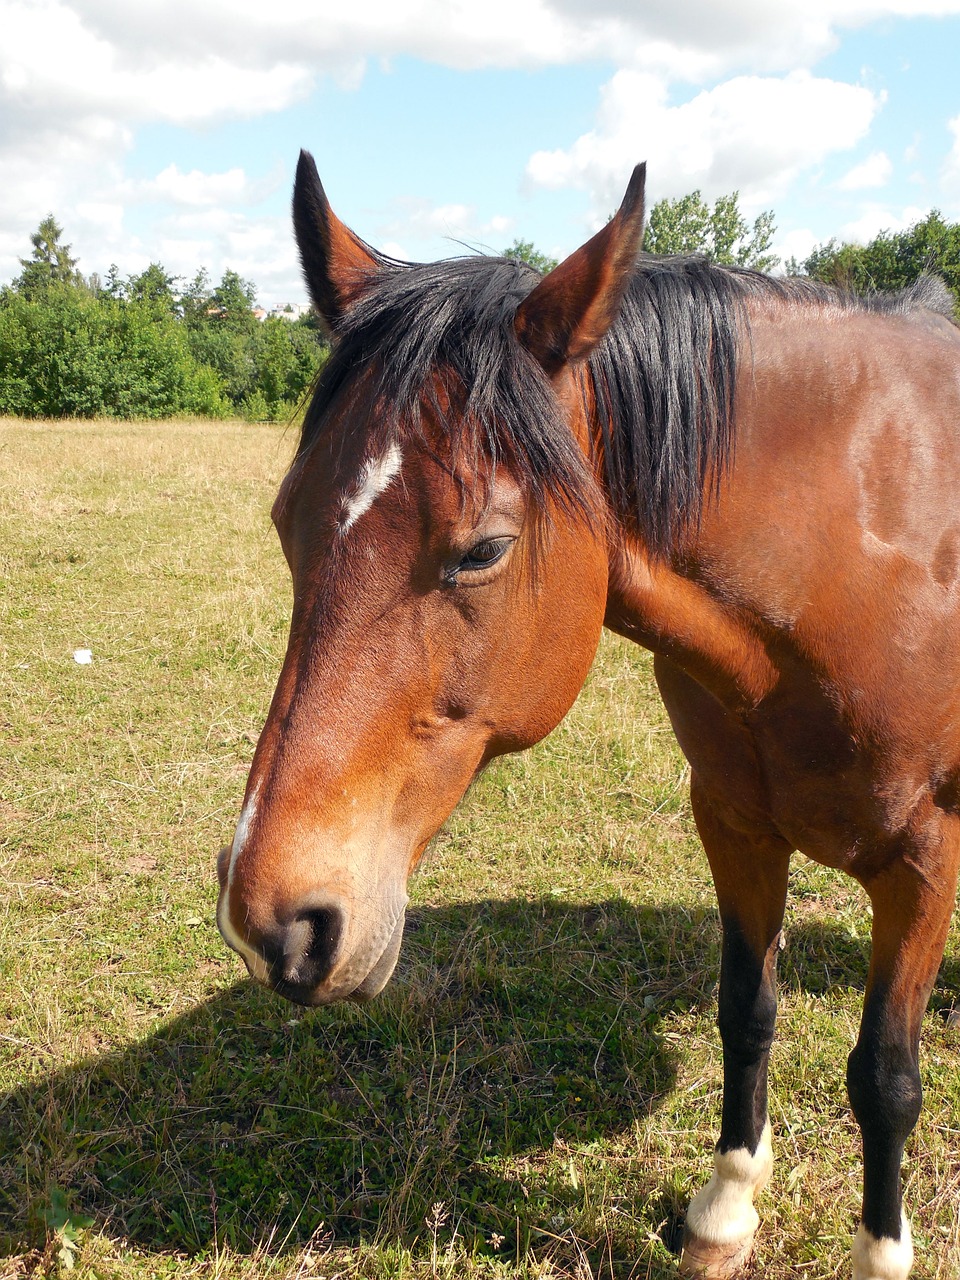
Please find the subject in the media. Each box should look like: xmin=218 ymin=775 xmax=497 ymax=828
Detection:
xmin=607 ymin=304 xmax=960 ymax=860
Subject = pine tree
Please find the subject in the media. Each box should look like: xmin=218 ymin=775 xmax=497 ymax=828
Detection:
xmin=15 ymin=215 xmax=81 ymax=297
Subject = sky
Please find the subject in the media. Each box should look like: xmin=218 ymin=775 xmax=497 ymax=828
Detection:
xmin=2 ymin=0 xmax=960 ymax=310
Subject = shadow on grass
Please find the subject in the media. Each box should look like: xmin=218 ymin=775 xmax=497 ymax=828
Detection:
xmin=1 ymin=895 xmax=956 ymax=1274
xmin=2 ymin=897 xmax=716 ymax=1265
xmin=781 ymin=913 xmax=960 ymax=1012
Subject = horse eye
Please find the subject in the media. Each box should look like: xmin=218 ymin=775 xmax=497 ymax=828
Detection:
xmin=449 ymin=537 xmax=513 ymax=581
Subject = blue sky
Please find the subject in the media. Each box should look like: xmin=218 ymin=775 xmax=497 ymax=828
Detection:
xmin=2 ymin=1 xmax=959 ymax=308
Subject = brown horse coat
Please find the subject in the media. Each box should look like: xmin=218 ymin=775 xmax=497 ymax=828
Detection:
xmin=217 ymin=153 xmax=960 ymax=1280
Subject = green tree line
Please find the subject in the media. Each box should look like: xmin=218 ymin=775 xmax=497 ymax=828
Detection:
xmin=0 ymin=216 xmax=327 ymax=420
xmin=505 ymin=189 xmax=780 ymax=274
xmin=797 ymin=212 xmax=960 ymax=311
xmin=4 ymin=194 xmax=959 ymax=422
xmin=507 ymin=188 xmax=959 ymax=321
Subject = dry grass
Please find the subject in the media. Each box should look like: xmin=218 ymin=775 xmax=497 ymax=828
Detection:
xmin=0 ymin=417 xmax=958 ymax=1279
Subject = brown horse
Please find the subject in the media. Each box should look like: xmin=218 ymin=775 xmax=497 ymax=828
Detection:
xmin=216 ymin=150 xmax=960 ymax=1279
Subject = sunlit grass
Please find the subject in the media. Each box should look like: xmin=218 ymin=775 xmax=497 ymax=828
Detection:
xmin=1 ymin=417 xmax=958 ymax=1279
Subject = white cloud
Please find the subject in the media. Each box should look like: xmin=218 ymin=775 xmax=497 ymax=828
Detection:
xmin=376 ymin=198 xmax=516 ymax=258
xmin=836 ymin=150 xmax=892 ymax=188
xmin=943 ymin=114 xmax=960 ymax=192
xmin=773 ymin=226 xmax=821 ymax=269
xmin=0 ymin=2 xmax=314 ymax=135
xmin=0 ymin=0 xmax=311 ymax=295
xmin=3 ymin=0 xmax=960 ymax=299
xmin=3 ymin=0 xmax=955 ymax=167
xmin=527 ymin=69 xmax=880 ymax=220
xmin=41 ymin=0 xmax=618 ymax=80
xmin=840 ymin=201 xmax=928 ymax=242
xmin=74 ymin=202 xmax=126 ymax=237
xmin=61 ymin=0 xmax=960 ymax=81
xmin=147 ymin=209 xmax=302 ymax=302
xmin=133 ymin=165 xmax=281 ymax=208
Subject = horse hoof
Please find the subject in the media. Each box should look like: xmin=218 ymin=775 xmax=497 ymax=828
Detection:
xmin=679 ymin=1227 xmax=755 ymax=1279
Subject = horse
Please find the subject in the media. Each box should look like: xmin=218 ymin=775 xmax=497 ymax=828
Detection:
xmin=216 ymin=149 xmax=960 ymax=1280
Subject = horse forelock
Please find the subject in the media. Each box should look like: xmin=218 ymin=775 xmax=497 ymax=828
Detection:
xmin=291 ymin=254 xmax=596 ymax=527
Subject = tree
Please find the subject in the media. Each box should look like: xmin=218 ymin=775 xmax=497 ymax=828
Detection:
xmin=502 ymin=239 xmax=559 ymax=275
xmin=211 ymin=269 xmax=258 ymax=327
xmin=0 ymin=287 xmax=228 ymax=419
xmin=181 ymin=268 xmax=213 ymax=327
xmin=14 ymin=215 xmax=82 ymax=297
xmin=99 ymin=263 xmax=124 ymax=300
xmin=0 ymin=216 xmax=324 ymax=421
xmin=644 ymin=191 xmax=779 ymax=272
xmin=126 ymin=263 xmax=180 ymax=314
xmin=801 ymin=212 xmax=960 ymax=317
xmin=251 ymin=316 xmax=327 ymax=420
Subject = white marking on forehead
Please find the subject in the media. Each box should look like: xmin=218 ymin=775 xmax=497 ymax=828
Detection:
xmin=227 ymin=780 xmax=261 ymax=889
xmin=340 ymin=443 xmax=402 ymax=531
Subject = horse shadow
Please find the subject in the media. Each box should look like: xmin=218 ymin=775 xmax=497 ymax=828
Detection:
xmin=781 ymin=909 xmax=960 ymax=1012
xmin=1 ymin=894 xmax=957 ymax=1274
xmin=1 ymin=897 xmax=713 ymax=1267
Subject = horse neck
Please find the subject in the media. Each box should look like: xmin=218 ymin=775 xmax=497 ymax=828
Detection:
xmin=602 ymin=526 xmax=775 ymax=712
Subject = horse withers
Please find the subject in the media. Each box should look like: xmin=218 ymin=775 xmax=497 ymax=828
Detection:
xmin=216 ymin=150 xmax=960 ymax=1279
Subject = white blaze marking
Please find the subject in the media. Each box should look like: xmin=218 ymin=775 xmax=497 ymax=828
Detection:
xmin=340 ymin=443 xmax=402 ymax=531
xmin=227 ymin=780 xmax=261 ymax=888
xmin=219 ymin=780 xmax=273 ymax=984
xmin=683 ymin=1122 xmax=773 ymax=1251
xmin=218 ymin=899 xmax=272 ymax=985
xmin=852 ymin=1213 xmax=913 ymax=1280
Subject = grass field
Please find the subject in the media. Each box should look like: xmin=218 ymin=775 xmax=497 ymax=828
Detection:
xmin=1 ymin=417 xmax=958 ymax=1280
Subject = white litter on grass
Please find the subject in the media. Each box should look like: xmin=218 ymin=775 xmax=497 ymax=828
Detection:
xmin=73 ymin=649 xmax=93 ymax=665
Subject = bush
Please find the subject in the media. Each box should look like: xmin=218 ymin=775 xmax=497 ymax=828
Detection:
xmin=0 ymin=288 xmax=319 ymax=421
xmin=802 ymin=211 xmax=960 ymax=317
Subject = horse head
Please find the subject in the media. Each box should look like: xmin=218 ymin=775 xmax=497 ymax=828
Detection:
xmin=216 ymin=152 xmax=645 ymax=1005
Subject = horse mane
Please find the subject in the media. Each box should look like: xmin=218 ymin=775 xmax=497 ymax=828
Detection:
xmin=296 ymin=248 xmax=957 ymax=558
xmin=587 ymin=260 xmax=957 ymax=556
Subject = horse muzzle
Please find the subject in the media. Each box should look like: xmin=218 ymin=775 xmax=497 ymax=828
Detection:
xmin=216 ymin=846 xmax=407 ymax=1005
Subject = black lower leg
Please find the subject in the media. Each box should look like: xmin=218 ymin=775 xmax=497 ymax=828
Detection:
xmin=717 ymin=919 xmax=779 ymax=1156
xmin=847 ymin=993 xmax=922 ymax=1241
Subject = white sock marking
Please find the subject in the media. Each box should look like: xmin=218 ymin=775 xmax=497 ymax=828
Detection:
xmin=340 ymin=443 xmax=402 ymax=531
xmin=684 ymin=1122 xmax=773 ymax=1249
xmin=852 ymin=1213 xmax=913 ymax=1280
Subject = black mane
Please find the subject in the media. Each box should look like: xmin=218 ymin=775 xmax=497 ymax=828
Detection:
xmin=296 ymin=250 xmax=956 ymax=558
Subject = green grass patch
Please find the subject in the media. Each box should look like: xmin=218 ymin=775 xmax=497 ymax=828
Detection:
xmin=1 ymin=418 xmax=958 ymax=1279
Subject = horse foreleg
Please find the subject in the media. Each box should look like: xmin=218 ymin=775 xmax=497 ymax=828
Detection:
xmin=848 ymin=825 xmax=959 ymax=1280
xmin=680 ymin=777 xmax=793 ymax=1280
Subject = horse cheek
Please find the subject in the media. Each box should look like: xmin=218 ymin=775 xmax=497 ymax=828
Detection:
xmin=500 ymin=542 xmax=608 ymax=750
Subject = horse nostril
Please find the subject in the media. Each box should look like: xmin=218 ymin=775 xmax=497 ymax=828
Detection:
xmin=282 ymin=904 xmax=344 ymax=988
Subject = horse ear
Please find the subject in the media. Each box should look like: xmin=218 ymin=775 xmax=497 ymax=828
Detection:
xmin=293 ymin=149 xmax=380 ymax=329
xmin=514 ymin=163 xmax=646 ymax=374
